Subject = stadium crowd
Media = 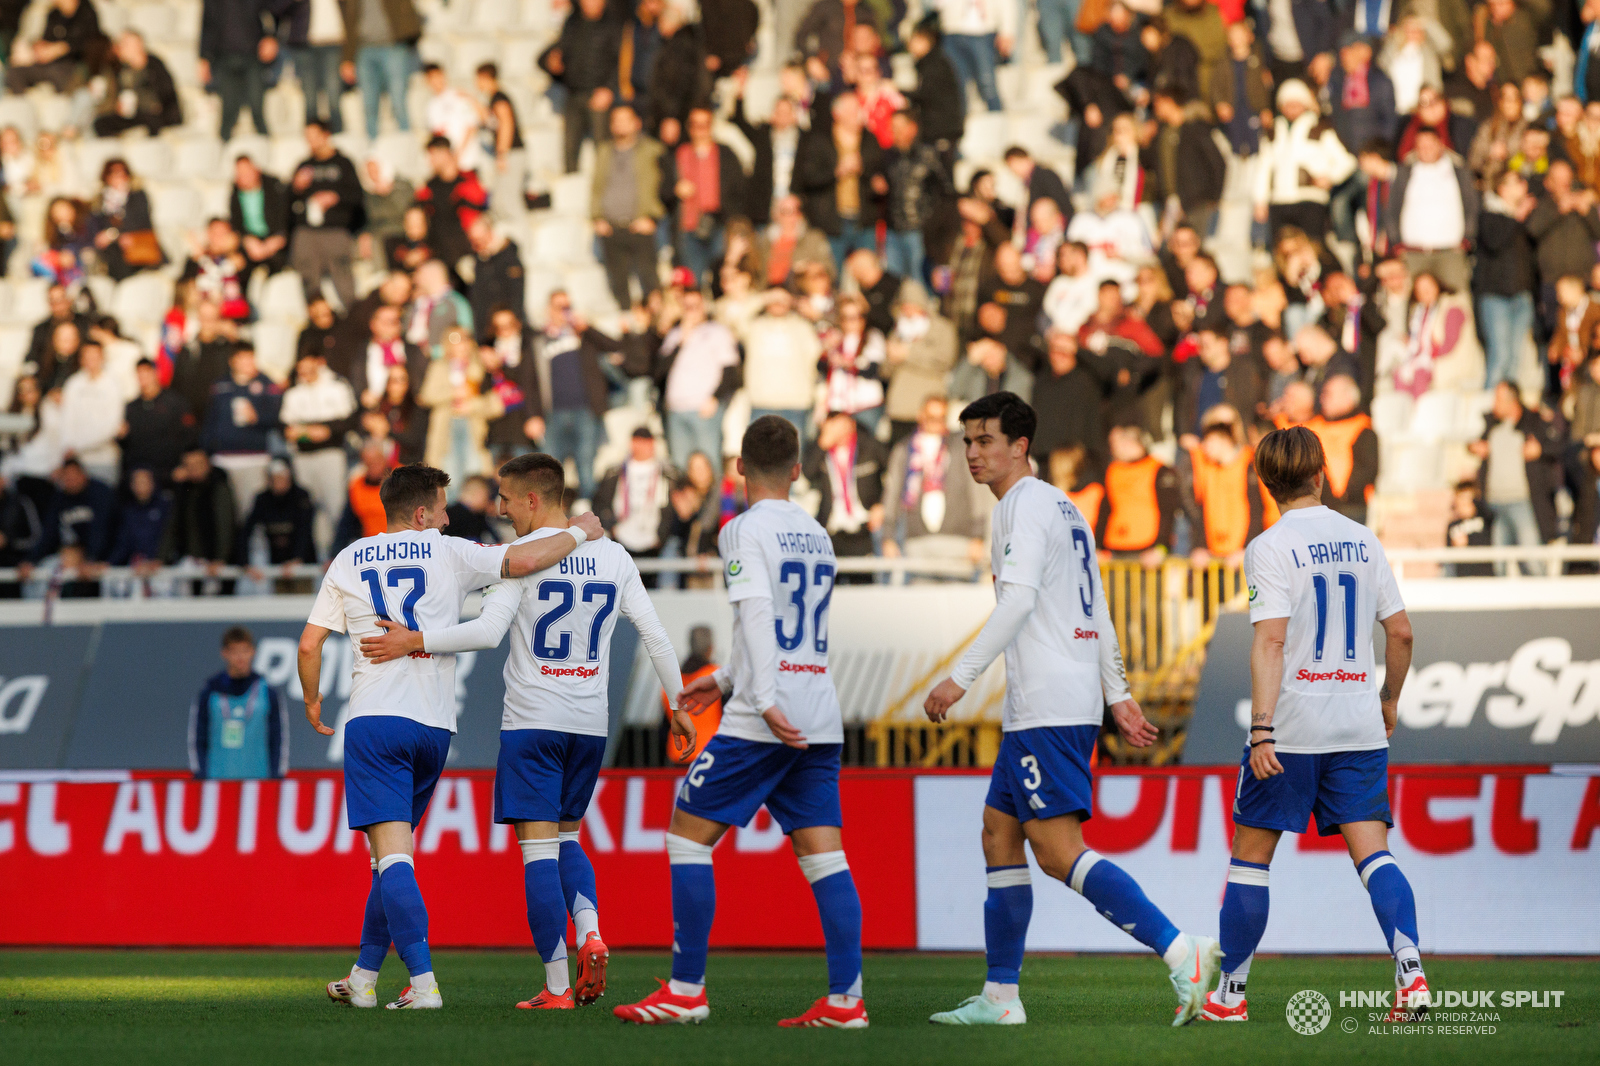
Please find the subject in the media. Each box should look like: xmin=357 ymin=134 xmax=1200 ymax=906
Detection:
xmin=2 ymin=0 xmax=1600 ymax=598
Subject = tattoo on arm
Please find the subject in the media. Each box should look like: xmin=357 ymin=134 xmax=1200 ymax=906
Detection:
xmin=1251 ymin=712 xmax=1271 ymax=726
xmin=501 ymin=557 xmax=511 ymax=578
xmin=1380 ymin=684 xmax=1393 ymax=702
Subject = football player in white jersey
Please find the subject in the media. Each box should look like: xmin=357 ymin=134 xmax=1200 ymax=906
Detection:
xmin=359 ymin=453 xmax=693 ymax=1011
xmin=923 ymin=392 xmax=1220 ymax=1027
xmin=613 ymin=415 xmax=869 ymax=1030
xmin=297 ymin=464 xmax=602 ymax=1010
xmin=1201 ymin=427 xmax=1423 ymax=1023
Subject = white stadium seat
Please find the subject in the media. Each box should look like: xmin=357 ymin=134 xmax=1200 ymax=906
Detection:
xmin=251 ymin=319 xmax=299 ymax=383
xmin=1370 ymin=392 xmax=1414 ymax=441
xmin=146 ymin=181 xmax=205 ymax=234
xmin=259 ymin=271 xmax=309 ymax=324
xmin=112 ymin=273 xmax=175 ymax=327
xmin=1410 ymin=390 xmax=1462 ymax=441
xmin=0 ymin=325 xmax=28 ymax=407
xmin=127 ymin=3 xmax=178 ymax=43
xmin=10 ymin=278 xmax=50 ymax=324
xmin=169 ymin=135 xmax=224 ymax=181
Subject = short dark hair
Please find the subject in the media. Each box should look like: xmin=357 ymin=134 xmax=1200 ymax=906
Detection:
xmin=959 ymin=391 xmax=1036 ymax=450
xmin=476 ymin=61 xmax=498 ymax=79
xmin=1255 ymin=426 xmax=1326 ymax=504
xmin=135 ymin=357 xmax=156 ymax=370
xmin=426 ymin=134 xmax=453 ymax=151
xmin=379 ymin=463 xmax=451 ymax=522
xmin=305 ymin=118 xmax=329 ymax=134
xmin=422 ymin=62 xmax=442 ymax=75
xmin=221 ymin=625 xmax=255 ymax=649
xmin=1153 ymin=86 xmax=1190 ymax=108
xmin=1358 ymin=138 xmax=1392 ymax=161
xmin=497 ymin=452 xmax=566 ymax=504
xmin=741 ymin=414 xmax=800 ymax=480
xmin=1003 ymin=146 xmax=1031 ymax=162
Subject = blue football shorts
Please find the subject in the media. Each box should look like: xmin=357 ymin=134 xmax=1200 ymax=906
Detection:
xmin=985 ymin=724 xmax=1100 ymax=823
xmin=342 ymin=714 xmax=453 ymax=830
xmin=674 ymin=734 xmax=843 ymax=833
xmin=1232 ymin=745 xmax=1393 ymax=836
xmin=493 ymin=728 xmax=608 ymax=824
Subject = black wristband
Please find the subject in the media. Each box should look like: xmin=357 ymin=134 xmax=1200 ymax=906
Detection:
xmin=1250 ymin=738 xmax=1276 ymax=748
xmin=1249 ymin=725 xmax=1274 ymax=733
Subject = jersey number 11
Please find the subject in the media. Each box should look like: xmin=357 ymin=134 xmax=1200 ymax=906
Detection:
xmin=1310 ymin=572 xmax=1358 ymax=663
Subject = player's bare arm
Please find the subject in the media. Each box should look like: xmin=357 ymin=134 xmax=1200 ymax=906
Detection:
xmin=297 ymin=623 xmax=336 ymax=736
xmin=678 ymin=672 xmax=725 ymax=715
xmin=501 ymin=511 xmax=604 ymax=577
xmin=1248 ymin=616 xmax=1288 ymax=780
xmin=924 ymin=678 xmax=966 ymax=722
xmin=667 ymin=702 xmax=698 ymax=758
xmin=1110 ymin=698 xmax=1159 ymax=747
xmin=1378 ymin=610 xmax=1414 ymax=739
xmin=763 ymin=706 xmax=808 ymax=749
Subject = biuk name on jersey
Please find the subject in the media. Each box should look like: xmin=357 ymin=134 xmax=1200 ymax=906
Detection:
xmin=718 ymin=499 xmax=844 ymax=745
xmin=305 ymin=529 xmax=509 ymax=732
xmin=1244 ymin=505 xmax=1406 ymax=753
xmin=421 ymin=529 xmax=680 ymax=736
xmin=980 ymin=478 xmax=1129 ymax=731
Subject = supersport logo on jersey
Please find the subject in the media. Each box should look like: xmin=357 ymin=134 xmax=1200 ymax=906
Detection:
xmin=1073 ymin=628 xmax=1099 ymax=640
xmin=540 ymin=665 xmax=601 ymax=679
xmin=1296 ymin=669 xmax=1369 ymax=683
xmin=779 ymin=661 xmax=829 ymax=675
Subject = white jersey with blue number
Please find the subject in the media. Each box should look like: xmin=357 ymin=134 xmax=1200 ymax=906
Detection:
xmin=471 ymin=530 xmax=661 ymax=737
xmin=990 ymin=477 xmax=1121 ymax=731
xmin=1244 ymin=504 xmax=1405 ymax=754
xmin=307 ymin=529 xmax=509 ymax=733
xmin=718 ymin=499 xmax=843 ymax=745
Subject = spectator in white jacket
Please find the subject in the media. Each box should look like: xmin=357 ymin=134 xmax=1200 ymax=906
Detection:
xmin=1041 ymin=241 xmax=1101 ymax=336
xmin=936 ymin=0 xmax=1017 ymax=113
xmin=59 ymin=342 xmax=124 ymax=485
xmin=279 ymin=350 xmax=357 ymax=557
xmin=1253 ymin=78 xmax=1356 ymax=247
xmin=741 ymin=287 xmax=822 ymax=440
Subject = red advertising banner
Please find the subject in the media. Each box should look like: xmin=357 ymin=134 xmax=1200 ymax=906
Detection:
xmin=7 ymin=767 xmax=1597 ymax=951
xmin=0 ymin=770 xmax=918 ymax=949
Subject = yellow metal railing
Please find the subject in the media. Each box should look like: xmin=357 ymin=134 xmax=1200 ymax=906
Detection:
xmin=866 ymin=560 xmax=1248 ymax=767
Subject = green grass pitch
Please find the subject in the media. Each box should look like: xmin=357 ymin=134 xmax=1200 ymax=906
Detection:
xmin=1 ymin=951 xmax=1594 ymax=1066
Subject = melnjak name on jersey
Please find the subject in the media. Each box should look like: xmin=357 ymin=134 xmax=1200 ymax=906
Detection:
xmin=774 ymin=531 xmax=832 ymax=554
xmin=351 ymin=540 xmax=434 ymax=564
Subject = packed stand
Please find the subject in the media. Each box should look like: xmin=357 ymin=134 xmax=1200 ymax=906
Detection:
xmin=2 ymin=0 xmax=1599 ymax=600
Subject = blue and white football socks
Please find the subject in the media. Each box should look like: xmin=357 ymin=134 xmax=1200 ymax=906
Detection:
xmin=559 ymin=830 xmax=601 ymax=942
xmin=666 ymin=834 xmax=715 ymax=996
xmin=354 ymin=857 xmax=390 ymax=980
xmin=797 ymin=851 xmax=864 ymax=1004
xmin=983 ymin=865 xmax=1032 ymax=1003
xmin=1216 ymin=860 xmax=1270 ymax=1006
xmin=377 ymin=853 xmax=435 ymax=990
xmin=1065 ymin=849 xmax=1183 ymax=961
xmin=1357 ymin=851 xmax=1424 ymax=984
xmin=522 ymin=838 xmax=571 ymax=995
